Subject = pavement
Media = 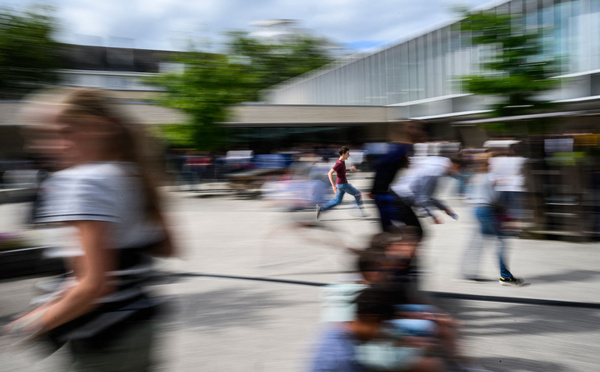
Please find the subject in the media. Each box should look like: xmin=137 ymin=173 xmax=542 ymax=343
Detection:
xmin=1 ymin=174 xmax=600 ymax=371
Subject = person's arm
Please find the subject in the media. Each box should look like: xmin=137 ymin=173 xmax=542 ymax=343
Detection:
xmin=7 ymin=220 xmax=115 ymax=335
xmin=43 ymin=220 xmax=115 ymax=330
xmin=328 ymin=168 xmax=337 ymax=194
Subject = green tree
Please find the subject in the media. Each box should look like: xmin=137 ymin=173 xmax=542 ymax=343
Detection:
xmin=150 ymin=51 xmax=255 ymax=151
xmin=226 ymin=31 xmax=333 ymax=101
xmin=149 ymin=31 xmax=333 ymax=150
xmin=458 ymin=9 xmax=560 ymax=134
xmin=0 ymin=6 xmax=61 ymax=98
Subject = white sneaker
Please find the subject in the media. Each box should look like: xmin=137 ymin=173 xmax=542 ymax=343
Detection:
xmin=499 ymin=277 xmax=526 ymax=287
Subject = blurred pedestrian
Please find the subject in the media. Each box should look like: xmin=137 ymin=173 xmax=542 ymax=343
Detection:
xmin=316 ymin=146 xmax=367 ymax=219
xmin=310 ymin=286 xmax=445 ymax=372
xmin=488 ymin=144 xmax=527 ymax=232
xmin=391 ymin=156 xmax=462 ymax=241
xmin=460 ymin=153 xmax=525 ymax=286
xmin=369 ymin=121 xmax=423 ymax=232
xmin=6 ymin=88 xmax=176 ymax=371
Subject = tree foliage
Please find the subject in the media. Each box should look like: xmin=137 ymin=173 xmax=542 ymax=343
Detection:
xmin=149 ymin=51 xmax=255 ymax=151
xmin=0 ymin=6 xmax=61 ymax=98
xmin=225 ymin=31 xmax=333 ymax=101
xmin=458 ymin=10 xmax=560 ymax=132
xmin=149 ymin=31 xmax=333 ymax=150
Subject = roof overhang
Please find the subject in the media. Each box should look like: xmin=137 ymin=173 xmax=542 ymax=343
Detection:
xmin=454 ymin=109 xmax=600 ymax=125
xmin=222 ymin=104 xmax=390 ymax=127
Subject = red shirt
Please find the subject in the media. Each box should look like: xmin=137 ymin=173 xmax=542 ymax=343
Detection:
xmin=333 ymin=160 xmax=347 ymax=184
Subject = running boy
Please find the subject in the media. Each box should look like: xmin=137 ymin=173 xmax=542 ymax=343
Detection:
xmin=316 ymin=146 xmax=367 ymax=219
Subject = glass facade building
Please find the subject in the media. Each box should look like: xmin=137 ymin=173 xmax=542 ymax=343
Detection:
xmin=264 ymin=0 xmax=600 ymax=119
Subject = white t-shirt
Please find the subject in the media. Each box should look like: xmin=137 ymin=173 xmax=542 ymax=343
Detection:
xmin=36 ymin=161 xmax=163 ymax=251
xmin=35 ymin=161 xmax=164 ymax=310
xmin=320 ymin=282 xmax=369 ymax=323
xmin=489 ymin=157 xmax=526 ymax=192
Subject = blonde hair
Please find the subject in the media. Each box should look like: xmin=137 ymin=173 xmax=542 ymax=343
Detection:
xmin=28 ymin=87 xmax=164 ymax=221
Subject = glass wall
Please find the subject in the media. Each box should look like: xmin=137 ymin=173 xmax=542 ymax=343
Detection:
xmin=266 ymin=0 xmax=596 ymax=106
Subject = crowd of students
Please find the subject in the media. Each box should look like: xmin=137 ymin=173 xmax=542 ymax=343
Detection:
xmin=308 ymin=120 xmax=529 ymax=371
xmin=3 ymin=88 xmax=523 ymax=372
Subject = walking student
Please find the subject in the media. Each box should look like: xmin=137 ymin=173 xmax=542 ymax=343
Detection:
xmin=460 ymin=153 xmax=525 ymax=286
xmin=316 ymin=146 xmax=367 ymax=219
xmin=7 ymin=88 xmax=176 ymax=371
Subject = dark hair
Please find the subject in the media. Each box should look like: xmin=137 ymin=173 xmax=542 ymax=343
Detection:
xmin=338 ymin=146 xmax=350 ymax=156
xmin=357 ymin=250 xmax=385 ymax=273
xmin=354 ymin=286 xmax=396 ymax=321
xmin=397 ymin=226 xmax=420 ymax=243
xmin=368 ymin=232 xmax=392 ymax=252
xmin=448 ymin=155 xmax=466 ymax=168
xmin=368 ymin=229 xmax=416 ymax=252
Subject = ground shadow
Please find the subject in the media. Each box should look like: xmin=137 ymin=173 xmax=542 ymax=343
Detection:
xmin=161 ymin=285 xmax=302 ymax=332
xmin=476 ymin=356 xmax=569 ymax=372
xmin=522 ymin=269 xmax=600 ymax=285
xmin=433 ymin=297 xmax=600 ymax=337
xmin=431 ymin=297 xmax=600 ymax=370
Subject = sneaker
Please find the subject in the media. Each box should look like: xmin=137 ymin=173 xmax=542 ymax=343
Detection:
xmin=358 ymin=208 xmax=369 ymax=217
xmin=315 ymin=204 xmax=322 ymax=220
xmin=499 ymin=276 xmax=525 ymax=286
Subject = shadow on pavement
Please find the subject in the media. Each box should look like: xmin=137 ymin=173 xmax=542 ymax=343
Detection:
xmin=523 ymin=269 xmax=600 ymax=284
xmin=432 ymin=297 xmax=600 ymax=370
xmin=476 ymin=356 xmax=569 ymax=372
xmin=435 ymin=297 xmax=600 ymax=337
xmin=162 ymin=287 xmax=302 ymax=331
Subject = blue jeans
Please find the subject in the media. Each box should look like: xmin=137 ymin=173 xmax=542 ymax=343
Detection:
xmin=475 ymin=205 xmax=513 ymax=279
xmin=453 ymin=171 xmax=472 ymax=197
xmin=374 ymin=193 xmax=399 ymax=231
xmin=321 ymin=183 xmax=362 ymax=211
xmin=498 ymin=191 xmax=523 ymax=220
xmin=462 ymin=205 xmax=513 ymax=279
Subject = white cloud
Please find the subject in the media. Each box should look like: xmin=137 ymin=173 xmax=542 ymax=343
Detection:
xmin=2 ymin=0 xmax=494 ymax=51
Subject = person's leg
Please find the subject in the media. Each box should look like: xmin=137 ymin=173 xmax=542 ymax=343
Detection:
xmin=375 ymin=193 xmax=398 ymax=231
xmin=393 ymin=196 xmax=424 ymax=241
xmin=338 ymin=182 xmax=363 ymax=208
xmin=461 ymin=207 xmax=485 ymax=279
xmin=493 ymin=224 xmax=513 ymax=279
xmin=455 ymin=172 xmax=467 ymax=197
xmin=478 ymin=206 xmax=513 ymax=279
xmin=320 ymin=187 xmax=345 ymax=211
xmin=476 ymin=205 xmax=496 ymax=236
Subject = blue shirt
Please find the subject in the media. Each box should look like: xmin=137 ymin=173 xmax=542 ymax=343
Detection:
xmin=310 ymin=325 xmax=364 ymax=372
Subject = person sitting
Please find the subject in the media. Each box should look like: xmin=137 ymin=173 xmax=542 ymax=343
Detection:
xmin=310 ymin=286 xmax=445 ymax=372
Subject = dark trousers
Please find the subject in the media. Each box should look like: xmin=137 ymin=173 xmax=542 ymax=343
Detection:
xmin=392 ymin=195 xmax=424 ymax=241
xmin=373 ymin=193 xmax=399 ymax=232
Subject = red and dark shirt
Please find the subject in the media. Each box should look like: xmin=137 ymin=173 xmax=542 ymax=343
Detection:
xmin=333 ymin=160 xmax=347 ymax=184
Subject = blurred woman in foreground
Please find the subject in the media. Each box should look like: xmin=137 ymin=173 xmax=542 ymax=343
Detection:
xmin=6 ymin=88 xmax=175 ymax=371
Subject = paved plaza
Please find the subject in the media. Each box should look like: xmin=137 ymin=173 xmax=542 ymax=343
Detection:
xmin=1 ymin=175 xmax=600 ymax=371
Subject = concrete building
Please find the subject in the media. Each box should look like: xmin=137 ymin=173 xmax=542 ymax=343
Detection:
xmin=222 ymin=0 xmax=600 ymax=240
xmin=0 ymin=44 xmax=187 ymax=159
xmin=225 ymin=0 xmax=600 ymax=146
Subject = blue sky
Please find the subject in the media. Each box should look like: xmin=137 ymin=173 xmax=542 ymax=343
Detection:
xmin=0 ymin=0 xmax=497 ymax=52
